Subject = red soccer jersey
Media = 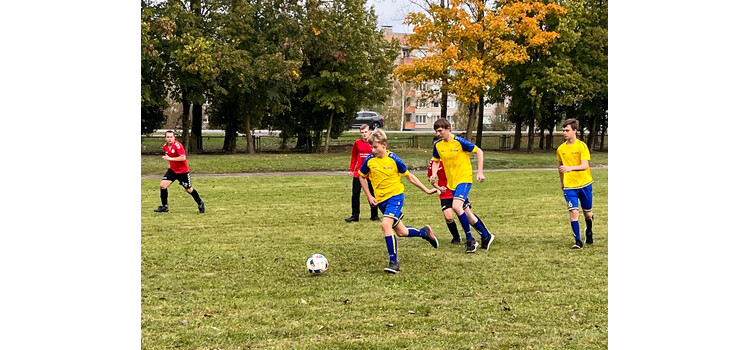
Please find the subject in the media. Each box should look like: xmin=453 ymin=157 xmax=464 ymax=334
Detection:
xmin=163 ymin=140 xmax=189 ymax=173
xmin=427 ymin=159 xmax=454 ymax=199
xmin=349 ymin=139 xmax=372 ymax=178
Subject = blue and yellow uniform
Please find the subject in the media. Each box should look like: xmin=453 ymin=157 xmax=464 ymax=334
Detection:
xmin=556 ymin=140 xmax=594 ymax=211
xmin=359 ymin=151 xmax=410 ymax=223
xmin=432 ymin=134 xmax=477 ymax=200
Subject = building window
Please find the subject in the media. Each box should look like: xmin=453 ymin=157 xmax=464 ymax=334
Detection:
xmin=447 ymin=99 xmax=457 ymax=108
xmin=416 ymin=115 xmax=427 ymax=124
xmin=419 ymin=82 xmax=427 ymax=91
xmin=402 ymin=48 xmax=410 ymax=58
xmin=417 ymin=100 xmax=427 ymax=108
xmin=432 ymin=100 xmax=440 ymax=108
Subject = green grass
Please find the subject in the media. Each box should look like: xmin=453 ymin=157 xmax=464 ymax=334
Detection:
xmin=142 ymin=170 xmax=608 ymax=349
xmin=141 ymin=149 xmax=608 ymax=175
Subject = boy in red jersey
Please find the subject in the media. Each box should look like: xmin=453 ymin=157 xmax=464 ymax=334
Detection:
xmin=427 ymin=136 xmax=490 ymax=245
xmin=154 ymin=130 xmax=205 ymax=213
xmin=345 ymin=124 xmax=380 ymax=222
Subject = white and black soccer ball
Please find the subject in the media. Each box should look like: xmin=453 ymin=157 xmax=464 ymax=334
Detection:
xmin=307 ymin=253 xmax=328 ymax=274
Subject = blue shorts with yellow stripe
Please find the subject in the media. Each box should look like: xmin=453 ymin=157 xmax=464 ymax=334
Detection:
xmin=378 ymin=193 xmax=405 ymax=227
xmin=563 ymin=184 xmax=593 ymax=212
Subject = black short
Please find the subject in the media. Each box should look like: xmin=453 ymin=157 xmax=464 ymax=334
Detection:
xmin=440 ymin=198 xmax=471 ymax=211
xmin=162 ymin=169 xmax=192 ymax=189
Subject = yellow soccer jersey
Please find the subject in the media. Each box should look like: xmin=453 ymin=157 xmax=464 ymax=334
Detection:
xmin=432 ymin=134 xmax=477 ymax=190
xmin=556 ymin=140 xmax=594 ymax=189
xmin=358 ymin=151 xmax=409 ymax=203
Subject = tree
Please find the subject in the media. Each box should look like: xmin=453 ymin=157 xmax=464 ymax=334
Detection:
xmin=141 ymin=1 xmax=171 ymax=134
xmin=395 ymin=0 xmax=565 ymax=144
xmin=284 ymin=0 xmax=397 ymax=153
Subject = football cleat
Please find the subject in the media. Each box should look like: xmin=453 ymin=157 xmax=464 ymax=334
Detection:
xmin=384 ymin=261 xmax=400 ymax=274
xmin=422 ymin=225 xmax=439 ymax=249
xmin=344 ymin=216 xmax=359 ymax=223
xmin=465 ymin=239 xmax=478 ymax=253
xmin=198 ymin=200 xmax=205 ymax=213
xmin=450 ymin=237 xmax=461 ymax=244
xmin=571 ymin=240 xmax=584 ymax=249
xmin=585 ymin=231 xmax=593 ymax=245
xmin=481 ymin=232 xmax=495 ymax=250
xmin=154 ymin=205 xmax=169 ymax=213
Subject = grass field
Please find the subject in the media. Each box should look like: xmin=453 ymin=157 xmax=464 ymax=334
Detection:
xmin=141 ymin=169 xmax=608 ymax=349
xmin=141 ymin=149 xmax=609 ymax=175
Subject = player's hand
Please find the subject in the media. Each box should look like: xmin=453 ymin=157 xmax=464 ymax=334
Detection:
xmin=348 ymin=171 xmax=354 ymax=177
xmin=368 ymin=196 xmax=378 ymax=206
xmin=439 ymin=186 xmax=448 ymax=193
xmin=559 ymin=166 xmax=571 ymax=173
xmin=162 ymin=155 xmax=170 ymax=160
xmin=477 ymin=172 xmax=485 ymax=183
xmin=425 ymin=188 xmax=438 ymax=195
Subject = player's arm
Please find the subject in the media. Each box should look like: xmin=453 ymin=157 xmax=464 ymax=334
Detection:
xmin=474 ymin=147 xmax=485 ymax=182
xmin=559 ymin=159 xmax=589 ymax=173
xmin=359 ymin=176 xmax=377 ymax=206
xmin=348 ymin=142 xmax=359 ymax=176
xmin=429 ymin=159 xmax=440 ymax=186
xmin=558 ymin=161 xmax=565 ymax=190
xmin=406 ymin=172 xmax=439 ymax=195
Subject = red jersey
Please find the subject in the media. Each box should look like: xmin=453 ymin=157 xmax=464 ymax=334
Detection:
xmin=427 ymin=159 xmax=454 ymax=199
xmin=163 ymin=140 xmax=189 ymax=173
xmin=349 ymin=139 xmax=372 ymax=178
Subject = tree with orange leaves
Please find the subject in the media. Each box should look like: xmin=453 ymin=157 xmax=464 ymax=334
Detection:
xmin=395 ymin=0 xmax=565 ymax=143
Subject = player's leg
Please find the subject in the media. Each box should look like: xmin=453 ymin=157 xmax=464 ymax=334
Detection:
xmin=441 ymin=198 xmax=460 ymax=243
xmin=579 ymin=185 xmax=594 ymax=244
xmin=452 ymin=183 xmax=478 ymax=253
xmin=179 ymin=173 xmax=204 ymax=213
xmin=366 ymin=179 xmax=380 ymax=221
xmin=465 ymin=204 xmax=494 ymax=250
xmin=565 ymin=189 xmax=583 ymax=249
xmin=155 ymin=170 xmax=175 ymax=212
xmin=379 ymin=197 xmax=401 ymax=273
xmin=346 ymin=177 xmax=362 ymax=222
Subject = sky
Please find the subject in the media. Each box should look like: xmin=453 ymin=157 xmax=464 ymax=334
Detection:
xmin=366 ymin=0 xmax=421 ymax=33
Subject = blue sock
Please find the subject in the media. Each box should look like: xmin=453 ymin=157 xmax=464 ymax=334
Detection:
xmin=458 ymin=212 xmax=474 ymax=241
xmin=471 ymin=216 xmax=490 ymax=240
xmin=385 ymin=235 xmax=398 ymax=262
xmin=571 ymin=221 xmax=580 ymax=241
xmin=406 ymin=226 xmax=425 ymax=238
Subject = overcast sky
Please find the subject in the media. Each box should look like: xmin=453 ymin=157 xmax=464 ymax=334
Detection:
xmin=366 ymin=0 xmax=422 ymax=33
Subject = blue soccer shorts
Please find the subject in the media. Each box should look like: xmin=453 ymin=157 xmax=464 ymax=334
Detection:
xmin=378 ymin=193 xmax=405 ymax=228
xmin=452 ymin=183 xmax=472 ymax=203
xmin=563 ymin=184 xmax=593 ymax=212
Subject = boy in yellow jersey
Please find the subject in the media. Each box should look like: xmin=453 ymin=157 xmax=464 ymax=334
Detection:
xmin=556 ymin=118 xmax=595 ymax=249
xmin=429 ymin=119 xmax=494 ymax=253
xmin=359 ymin=129 xmax=441 ymax=274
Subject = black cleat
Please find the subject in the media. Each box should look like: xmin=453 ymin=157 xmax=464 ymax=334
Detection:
xmin=154 ymin=205 xmax=169 ymax=213
xmin=466 ymin=239 xmax=478 ymax=253
xmin=571 ymin=240 xmax=584 ymax=249
xmin=384 ymin=261 xmax=400 ymax=274
xmin=345 ymin=216 xmax=359 ymax=223
xmin=422 ymin=225 xmax=439 ymax=248
xmin=450 ymin=237 xmax=461 ymax=244
xmin=370 ymin=216 xmax=381 ymax=221
xmin=585 ymin=231 xmax=593 ymax=245
xmin=481 ymin=232 xmax=495 ymax=250
xmin=198 ymin=200 xmax=205 ymax=213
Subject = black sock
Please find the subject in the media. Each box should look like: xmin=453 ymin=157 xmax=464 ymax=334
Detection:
xmin=190 ymin=189 xmax=202 ymax=204
xmin=160 ymin=188 xmax=168 ymax=206
xmin=585 ymin=216 xmax=593 ymax=234
xmin=446 ymin=220 xmax=460 ymax=239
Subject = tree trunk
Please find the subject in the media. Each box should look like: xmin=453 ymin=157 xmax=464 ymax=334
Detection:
xmin=538 ymin=127 xmax=545 ymax=150
xmin=244 ymin=114 xmax=255 ymax=154
xmin=476 ymin=95 xmax=484 ymax=147
xmin=440 ymin=87 xmax=448 ymax=119
xmin=465 ymin=102 xmax=477 ymax=142
xmin=323 ymin=112 xmax=333 ymax=154
xmin=599 ymin=125 xmax=606 ymax=151
xmin=181 ymin=96 xmax=191 ymax=152
xmin=587 ymin=115 xmax=598 ymax=149
xmin=546 ymin=128 xmax=553 ymax=150
xmin=190 ymin=102 xmax=203 ymax=153
xmin=527 ymin=110 xmax=537 ymax=153
xmin=222 ymin=121 xmax=238 ymax=153
xmin=513 ymin=120 xmax=522 ymax=151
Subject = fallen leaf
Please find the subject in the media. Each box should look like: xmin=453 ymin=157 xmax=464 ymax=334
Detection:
xmin=181 ymin=319 xmax=189 ymax=325
xmin=301 ymin=299 xmax=307 ymax=304
xmin=571 ymin=315 xmax=577 ymax=320
xmin=343 ymin=299 xmax=350 ymax=304
xmin=408 ymin=311 xmax=415 ymax=314
xmin=386 ymin=323 xmax=394 ymax=327
xmin=204 ymin=314 xmax=213 ymax=318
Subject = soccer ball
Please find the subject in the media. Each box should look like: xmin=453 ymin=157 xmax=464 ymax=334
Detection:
xmin=307 ymin=253 xmax=328 ymax=274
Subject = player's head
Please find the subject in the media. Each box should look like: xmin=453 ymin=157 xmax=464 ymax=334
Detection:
xmin=165 ymin=130 xmax=176 ymax=144
xmin=359 ymin=124 xmax=371 ymax=140
xmin=562 ymin=118 xmax=578 ymax=141
xmin=433 ymin=118 xmax=452 ymax=141
xmin=368 ymin=129 xmax=388 ymax=156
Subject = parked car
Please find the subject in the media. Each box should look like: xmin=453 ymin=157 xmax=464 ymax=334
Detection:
xmin=350 ymin=111 xmax=384 ymax=129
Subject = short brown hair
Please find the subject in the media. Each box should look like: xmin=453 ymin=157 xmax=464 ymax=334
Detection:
xmin=165 ymin=130 xmax=175 ymax=136
xmin=562 ymin=118 xmax=579 ymax=131
xmin=433 ymin=118 xmax=451 ymax=131
xmin=359 ymin=124 xmax=370 ymax=131
xmin=368 ymin=128 xmax=387 ymax=146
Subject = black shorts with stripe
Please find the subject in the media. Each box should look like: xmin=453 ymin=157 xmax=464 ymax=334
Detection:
xmin=162 ymin=169 xmax=192 ymax=189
